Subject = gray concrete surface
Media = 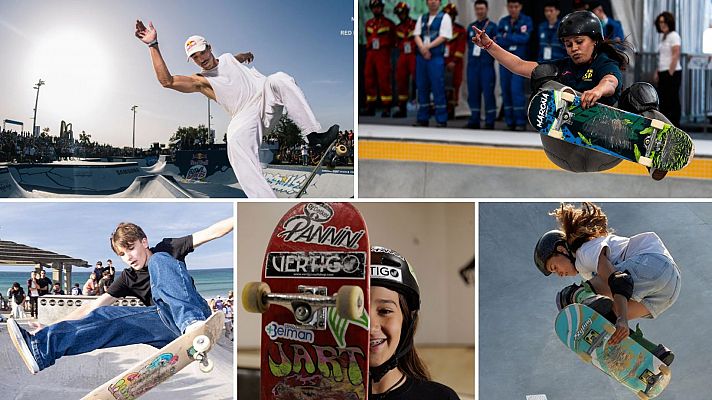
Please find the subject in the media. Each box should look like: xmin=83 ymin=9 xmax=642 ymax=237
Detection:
xmin=0 ymin=320 xmax=233 ymax=399
xmin=479 ymin=202 xmax=712 ymax=399
xmin=359 ymin=160 xmax=712 ymax=197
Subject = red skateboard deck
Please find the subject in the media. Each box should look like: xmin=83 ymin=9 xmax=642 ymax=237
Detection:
xmin=243 ymin=202 xmax=370 ymax=399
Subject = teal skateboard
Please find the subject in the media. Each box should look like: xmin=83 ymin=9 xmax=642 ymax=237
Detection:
xmin=528 ymin=88 xmax=694 ymax=174
xmin=555 ymin=304 xmax=671 ymax=399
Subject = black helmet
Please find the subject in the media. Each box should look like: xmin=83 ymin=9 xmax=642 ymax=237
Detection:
xmin=371 ymin=246 xmax=420 ymax=311
xmin=533 ymin=230 xmax=569 ymax=276
xmin=369 ymin=0 xmax=384 ymax=8
xmin=558 ymin=11 xmax=603 ymax=42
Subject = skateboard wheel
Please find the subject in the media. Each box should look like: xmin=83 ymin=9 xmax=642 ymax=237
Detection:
xmin=603 ymin=324 xmax=616 ymax=335
xmin=637 ymin=391 xmax=650 ymax=400
xmin=650 ymin=119 xmax=665 ymax=130
xmin=335 ymin=144 xmax=348 ymax=157
xmin=193 ymin=335 xmax=211 ymax=353
xmin=199 ymin=358 xmax=214 ymax=373
xmin=658 ymin=364 xmax=671 ymax=376
xmin=549 ymin=129 xmax=563 ymax=139
xmin=561 ymin=92 xmax=575 ymax=102
xmin=638 ymin=156 xmax=653 ymax=167
xmin=578 ymin=353 xmax=592 ymax=363
xmin=242 ymin=281 xmax=271 ymax=313
xmin=336 ymin=286 xmax=364 ymax=320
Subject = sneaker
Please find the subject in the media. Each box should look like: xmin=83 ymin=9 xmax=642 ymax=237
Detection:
xmin=652 ymin=344 xmax=675 ymax=366
xmin=184 ymin=319 xmax=207 ymax=335
xmin=7 ymin=318 xmax=40 ymax=374
xmin=307 ymin=124 xmax=339 ymax=149
xmin=412 ymin=120 xmax=429 ymax=127
xmin=392 ymin=108 xmax=407 ymax=118
xmin=465 ymin=122 xmax=480 ymax=129
xmin=381 ymin=109 xmax=391 ymax=118
xmin=650 ymin=168 xmax=668 ymax=181
xmin=436 ymin=122 xmax=448 ymax=128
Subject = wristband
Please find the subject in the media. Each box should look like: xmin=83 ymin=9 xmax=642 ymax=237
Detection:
xmin=483 ymin=40 xmax=493 ymax=50
xmin=148 ymin=39 xmax=158 ymax=48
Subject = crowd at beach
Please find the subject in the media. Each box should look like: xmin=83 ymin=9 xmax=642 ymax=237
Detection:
xmin=209 ymin=290 xmax=235 ymax=341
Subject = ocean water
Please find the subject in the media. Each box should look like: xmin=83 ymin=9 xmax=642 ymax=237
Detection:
xmin=0 ymin=268 xmax=233 ymax=300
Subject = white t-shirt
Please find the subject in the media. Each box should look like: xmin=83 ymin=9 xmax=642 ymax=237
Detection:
xmin=574 ymin=233 xmax=672 ymax=280
xmin=657 ymin=31 xmax=682 ymax=72
xmin=413 ymin=13 xmax=453 ymax=40
xmin=200 ymin=53 xmax=266 ymax=117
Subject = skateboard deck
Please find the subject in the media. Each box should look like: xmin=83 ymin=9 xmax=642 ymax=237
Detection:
xmin=555 ymin=304 xmax=671 ymax=399
xmin=242 ymin=202 xmax=370 ymax=399
xmin=528 ymin=88 xmax=694 ymax=172
xmin=82 ymin=311 xmax=225 ymax=400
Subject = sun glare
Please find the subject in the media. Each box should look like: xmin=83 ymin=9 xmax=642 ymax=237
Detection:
xmin=27 ymin=29 xmax=112 ymax=119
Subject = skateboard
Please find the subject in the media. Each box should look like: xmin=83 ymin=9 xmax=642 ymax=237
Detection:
xmin=555 ymin=304 xmax=671 ymax=399
xmin=296 ymin=137 xmax=349 ymax=198
xmin=82 ymin=311 xmax=225 ymax=400
xmin=242 ymin=202 xmax=370 ymax=399
xmin=528 ymin=88 xmax=694 ymax=173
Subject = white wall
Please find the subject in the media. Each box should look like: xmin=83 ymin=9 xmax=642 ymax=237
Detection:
xmin=236 ymin=202 xmax=475 ymax=349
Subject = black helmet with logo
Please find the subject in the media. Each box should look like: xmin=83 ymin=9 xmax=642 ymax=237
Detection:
xmin=371 ymin=246 xmax=420 ymax=311
xmin=558 ymin=11 xmax=603 ymax=42
xmin=534 ymin=230 xmax=570 ymax=276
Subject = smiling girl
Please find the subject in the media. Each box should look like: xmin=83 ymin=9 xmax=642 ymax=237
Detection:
xmin=533 ymin=202 xmax=680 ymax=366
xmin=369 ymin=246 xmax=459 ymax=399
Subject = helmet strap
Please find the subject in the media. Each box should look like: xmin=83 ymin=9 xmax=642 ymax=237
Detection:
xmin=369 ymin=318 xmax=416 ymax=383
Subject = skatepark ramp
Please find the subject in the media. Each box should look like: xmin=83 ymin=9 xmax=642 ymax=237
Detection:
xmin=359 ymin=124 xmax=712 ymax=197
xmin=479 ymin=203 xmax=712 ymax=399
xmin=0 ymin=320 xmax=233 ymax=399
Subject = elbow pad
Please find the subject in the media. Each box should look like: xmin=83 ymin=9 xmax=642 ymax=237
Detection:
xmin=608 ymin=270 xmax=634 ymax=300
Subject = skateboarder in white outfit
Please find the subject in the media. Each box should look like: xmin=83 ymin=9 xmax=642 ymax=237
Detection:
xmin=135 ymin=20 xmax=338 ymax=198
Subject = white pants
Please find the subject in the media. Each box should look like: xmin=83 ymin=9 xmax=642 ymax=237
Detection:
xmin=227 ymin=103 xmax=277 ymax=198
xmin=227 ymin=72 xmax=322 ymax=198
xmin=11 ymin=301 xmax=25 ymax=319
xmin=262 ymin=72 xmax=322 ymax=138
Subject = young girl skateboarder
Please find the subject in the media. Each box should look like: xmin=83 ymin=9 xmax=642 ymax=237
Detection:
xmin=534 ymin=202 xmax=680 ymax=365
xmin=369 ymin=246 xmax=460 ymax=399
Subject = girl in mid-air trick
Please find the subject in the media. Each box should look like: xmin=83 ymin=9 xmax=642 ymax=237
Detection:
xmin=471 ymin=10 xmax=674 ymax=179
xmin=534 ymin=202 xmax=680 ymax=365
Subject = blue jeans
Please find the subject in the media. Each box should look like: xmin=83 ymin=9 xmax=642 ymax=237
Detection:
xmin=416 ymin=54 xmax=448 ymax=124
xmin=27 ymin=252 xmax=211 ymax=371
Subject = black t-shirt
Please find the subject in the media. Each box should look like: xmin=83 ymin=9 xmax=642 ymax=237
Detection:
xmin=544 ymin=52 xmax=623 ymax=106
xmin=10 ymin=287 xmax=25 ymax=305
xmin=107 ymin=236 xmax=194 ymax=306
xmin=38 ymin=277 xmax=53 ymax=295
xmin=371 ymin=377 xmax=460 ymax=400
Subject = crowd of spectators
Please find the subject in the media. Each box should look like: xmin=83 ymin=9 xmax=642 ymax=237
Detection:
xmin=269 ymin=129 xmax=354 ymax=166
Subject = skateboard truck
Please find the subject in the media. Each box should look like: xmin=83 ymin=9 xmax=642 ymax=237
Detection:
xmin=189 ymin=335 xmax=214 ymax=373
xmin=243 ymin=282 xmax=364 ymax=329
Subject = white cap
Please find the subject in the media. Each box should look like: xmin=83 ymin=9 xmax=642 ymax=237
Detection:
xmin=185 ymin=35 xmax=208 ymax=60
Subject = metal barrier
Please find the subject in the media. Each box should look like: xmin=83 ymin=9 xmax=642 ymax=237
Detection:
xmin=38 ymin=295 xmax=144 ymax=325
xmin=635 ymin=52 xmax=712 ymax=126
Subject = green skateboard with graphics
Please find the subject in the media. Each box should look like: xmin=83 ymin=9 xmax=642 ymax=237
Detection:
xmin=528 ymin=88 xmax=695 ymax=175
xmin=242 ymin=202 xmax=370 ymax=399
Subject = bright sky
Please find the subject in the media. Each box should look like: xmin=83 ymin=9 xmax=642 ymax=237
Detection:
xmin=0 ymin=202 xmax=234 ymax=271
xmin=0 ymin=0 xmax=354 ymax=148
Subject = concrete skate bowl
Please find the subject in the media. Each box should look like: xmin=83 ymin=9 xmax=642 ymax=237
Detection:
xmin=10 ymin=162 xmax=144 ymax=195
xmin=358 ymin=124 xmax=712 ymax=197
xmin=0 ymin=166 xmax=192 ymax=198
xmin=0 ymin=320 xmax=233 ymax=399
xmin=479 ymin=202 xmax=712 ymax=399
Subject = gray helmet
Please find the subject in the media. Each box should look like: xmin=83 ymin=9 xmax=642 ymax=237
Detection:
xmin=534 ymin=230 xmax=569 ymax=276
xmin=558 ymin=11 xmax=603 ymax=42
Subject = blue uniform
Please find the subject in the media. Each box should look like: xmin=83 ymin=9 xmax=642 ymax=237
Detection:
xmin=537 ymin=20 xmax=566 ymax=62
xmin=467 ymin=18 xmax=498 ymax=127
xmin=416 ymin=11 xmax=448 ymax=124
xmin=601 ymin=18 xmax=624 ymax=42
xmin=497 ymin=13 xmax=533 ymax=127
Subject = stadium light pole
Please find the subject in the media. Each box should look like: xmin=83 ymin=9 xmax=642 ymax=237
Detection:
xmin=32 ymin=79 xmax=45 ymax=137
xmin=131 ymin=105 xmax=138 ymax=157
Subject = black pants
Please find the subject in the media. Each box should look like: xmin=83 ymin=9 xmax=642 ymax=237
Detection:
xmin=29 ymin=296 xmax=38 ymax=318
xmin=658 ymin=70 xmax=682 ymax=127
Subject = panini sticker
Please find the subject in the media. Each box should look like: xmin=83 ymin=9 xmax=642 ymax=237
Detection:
xmin=278 ymin=203 xmax=366 ymax=249
xmin=265 ymin=252 xmax=366 ymax=279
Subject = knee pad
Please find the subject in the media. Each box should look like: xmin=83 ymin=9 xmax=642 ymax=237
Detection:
xmin=619 ymin=82 xmax=659 ymax=114
xmin=556 ymin=282 xmax=584 ymax=311
xmin=608 ymin=270 xmax=634 ymax=300
xmin=530 ymin=64 xmax=559 ymax=93
xmin=541 ymin=135 xmax=622 ymax=172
